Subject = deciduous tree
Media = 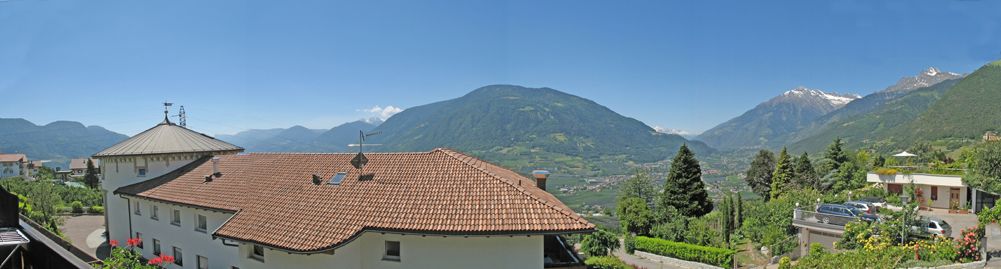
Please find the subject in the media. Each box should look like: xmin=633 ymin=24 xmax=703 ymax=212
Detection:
xmin=746 ymin=150 xmax=776 ymax=200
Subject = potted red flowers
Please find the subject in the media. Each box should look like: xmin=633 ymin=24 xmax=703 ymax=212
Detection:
xmin=97 ymin=237 xmax=175 ymax=269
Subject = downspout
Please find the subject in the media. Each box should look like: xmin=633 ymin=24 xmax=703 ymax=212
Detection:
xmin=123 ymin=196 xmax=133 ymax=240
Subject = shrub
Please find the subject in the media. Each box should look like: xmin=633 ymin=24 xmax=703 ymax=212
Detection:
xmin=70 ymin=201 xmax=84 ymax=214
xmin=875 ymin=168 xmax=899 ymax=176
xmin=583 ymin=256 xmax=633 ymax=269
xmin=777 ymin=256 xmax=791 ymax=269
xmin=581 ymin=229 xmax=620 ymax=257
xmin=634 ymin=236 xmax=734 ymax=267
xmin=89 ymin=205 xmax=105 ymax=214
xmin=623 ymin=233 xmax=636 ymax=254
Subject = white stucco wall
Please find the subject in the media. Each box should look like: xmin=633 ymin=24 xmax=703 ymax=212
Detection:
xmin=235 ymin=232 xmax=542 ymax=269
xmin=867 ymin=173 xmax=969 ymax=209
xmin=98 ymin=154 xmax=206 ymax=246
xmin=1 ymin=161 xmax=23 ymax=178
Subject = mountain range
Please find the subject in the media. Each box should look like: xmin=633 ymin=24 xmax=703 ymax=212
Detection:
xmin=215 ymin=85 xmax=709 ymax=175
xmin=698 ymin=63 xmax=999 ymax=154
xmin=0 ymin=118 xmax=128 ymax=167
xmin=216 ymin=120 xmax=380 ymax=152
xmin=696 ymin=87 xmax=861 ymax=150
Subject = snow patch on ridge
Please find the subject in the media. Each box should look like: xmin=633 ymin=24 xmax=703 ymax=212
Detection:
xmin=782 ymin=87 xmax=860 ymax=106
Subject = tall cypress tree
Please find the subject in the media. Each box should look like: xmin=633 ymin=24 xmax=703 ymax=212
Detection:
xmin=746 ymin=150 xmax=776 ymax=200
xmin=794 ymin=152 xmax=817 ymax=189
xmin=660 ymin=144 xmax=713 ymax=217
xmin=735 ymin=192 xmax=743 ymax=228
xmin=84 ymin=159 xmax=100 ymax=189
xmin=770 ymin=148 xmax=796 ymax=200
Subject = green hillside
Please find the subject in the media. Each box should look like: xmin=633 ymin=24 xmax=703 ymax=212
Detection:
xmin=788 ymin=79 xmax=960 ymax=153
xmin=0 ymin=118 xmax=128 ymax=165
xmin=370 ymin=85 xmax=711 ymax=175
xmin=903 ymin=62 xmax=1001 ymax=142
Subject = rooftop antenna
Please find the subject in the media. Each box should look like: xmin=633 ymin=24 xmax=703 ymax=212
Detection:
xmin=348 ymin=130 xmax=382 ymax=175
xmin=163 ymin=102 xmax=173 ymax=123
xmin=177 ymin=106 xmax=187 ymax=127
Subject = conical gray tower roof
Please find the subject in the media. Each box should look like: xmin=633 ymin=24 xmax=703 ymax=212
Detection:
xmin=94 ymin=119 xmax=243 ymax=157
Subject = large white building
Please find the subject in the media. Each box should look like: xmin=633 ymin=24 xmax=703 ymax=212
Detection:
xmin=96 ymin=117 xmax=592 ymax=269
xmin=0 ymin=154 xmax=27 ymax=178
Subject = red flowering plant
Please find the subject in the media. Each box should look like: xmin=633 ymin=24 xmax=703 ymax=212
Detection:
xmin=96 ymin=237 xmax=171 ymax=269
xmin=956 ymin=225 xmax=985 ymax=262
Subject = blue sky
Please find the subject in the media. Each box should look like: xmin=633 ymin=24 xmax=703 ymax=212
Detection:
xmin=1 ymin=0 xmax=999 ymax=136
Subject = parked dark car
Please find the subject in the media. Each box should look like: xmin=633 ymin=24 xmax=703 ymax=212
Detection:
xmin=816 ymin=203 xmax=878 ymax=225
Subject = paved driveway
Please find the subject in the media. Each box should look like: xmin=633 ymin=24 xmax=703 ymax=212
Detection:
xmin=918 ymin=210 xmax=976 ymax=239
xmin=60 ymin=215 xmax=106 ymax=259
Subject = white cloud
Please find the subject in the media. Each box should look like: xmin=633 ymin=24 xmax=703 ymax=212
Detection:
xmin=653 ymin=126 xmax=694 ymax=136
xmin=359 ymin=105 xmax=404 ymax=120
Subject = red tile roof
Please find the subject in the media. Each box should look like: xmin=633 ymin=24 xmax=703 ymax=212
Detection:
xmin=115 ymin=149 xmax=593 ymax=252
xmin=0 ymin=154 xmax=26 ymax=163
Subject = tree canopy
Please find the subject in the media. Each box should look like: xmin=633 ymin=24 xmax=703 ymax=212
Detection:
xmin=746 ymin=150 xmax=776 ymax=200
xmin=660 ymin=144 xmax=713 ymax=217
xmin=771 ymin=148 xmax=796 ymax=200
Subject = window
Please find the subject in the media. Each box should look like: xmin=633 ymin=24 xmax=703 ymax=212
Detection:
xmin=173 ymin=247 xmax=183 ymax=266
xmin=195 ymin=214 xmax=207 ymax=232
xmin=171 ymin=209 xmax=181 ymax=226
xmin=135 ymin=232 xmax=144 ymax=249
xmin=931 ymin=186 xmax=939 ymax=201
xmin=250 ymin=245 xmax=265 ymax=262
xmin=197 ymin=255 xmax=208 ymax=269
xmin=153 ymin=239 xmax=161 ymax=255
xmin=151 ymin=205 xmax=159 ymax=220
xmin=134 ymin=201 xmax=141 ymax=215
xmin=138 ymin=167 xmax=147 ymax=177
xmin=383 ymin=241 xmax=401 ymax=261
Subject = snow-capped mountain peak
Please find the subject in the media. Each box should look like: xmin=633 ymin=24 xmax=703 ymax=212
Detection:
xmin=883 ymin=67 xmax=964 ymax=93
xmin=779 ymin=87 xmax=860 ymax=106
xmin=924 ymin=67 xmax=939 ymax=76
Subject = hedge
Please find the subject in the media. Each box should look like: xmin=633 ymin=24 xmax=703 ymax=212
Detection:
xmin=634 ymin=236 xmax=734 ymax=268
xmin=583 ymin=256 xmax=633 ymax=269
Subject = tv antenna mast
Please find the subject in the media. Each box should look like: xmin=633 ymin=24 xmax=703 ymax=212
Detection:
xmin=177 ymin=106 xmax=187 ymax=127
xmin=348 ymin=131 xmax=382 ymax=175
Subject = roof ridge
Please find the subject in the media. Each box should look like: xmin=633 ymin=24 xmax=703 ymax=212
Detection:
xmin=432 ymin=148 xmax=592 ymax=228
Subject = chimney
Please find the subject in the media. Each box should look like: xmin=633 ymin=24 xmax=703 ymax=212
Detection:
xmin=532 ymin=170 xmax=550 ymax=190
xmin=211 ymin=157 xmax=221 ymax=176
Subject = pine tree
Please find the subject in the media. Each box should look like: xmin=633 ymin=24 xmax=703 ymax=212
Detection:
xmin=770 ymin=148 xmax=796 ymax=200
xmin=824 ymin=138 xmax=848 ymax=171
xmin=746 ymin=150 xmax=776 ymax=200
xmin=660 ymin=144 xmax=713 ymax=217
xmin=84 ymin=159 xmax=100 ymax=189
xmin=794 ymin=152 xmax=817 ymax=189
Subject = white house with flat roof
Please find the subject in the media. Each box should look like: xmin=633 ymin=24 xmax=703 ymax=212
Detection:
xmin=867 ymin=172 xmax=970 ymax=210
